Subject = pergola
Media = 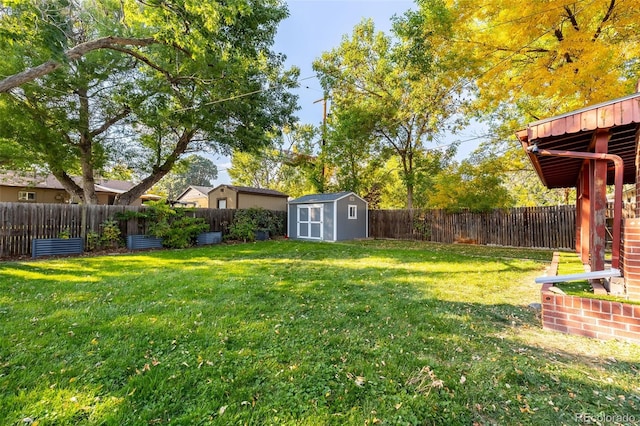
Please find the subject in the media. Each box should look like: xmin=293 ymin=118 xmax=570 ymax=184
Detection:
xmin=516 ymin=92 xmax=640 ymax=284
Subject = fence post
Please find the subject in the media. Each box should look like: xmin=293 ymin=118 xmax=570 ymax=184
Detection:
xmin=81 ymin=205 xmax=87 ymax=240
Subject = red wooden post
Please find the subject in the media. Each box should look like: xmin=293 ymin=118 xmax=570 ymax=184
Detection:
xmin=579 ymin=164 xmax=591 ymax=265
xmin=590 ymin=130 xmax=611 ymax=272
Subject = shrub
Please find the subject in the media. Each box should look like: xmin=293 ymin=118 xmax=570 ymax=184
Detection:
xmin=100 ymin=219 xmax=122 ymax=249
xmin=227 ymin=207 xmax=283 ymax=242
xmin=58 ymin=228 xmax=71 ymax=239
xmin=145 ymin=201 xmax=208 ymax=249
xmin=86 ymin=231 xmax=100 ymax=251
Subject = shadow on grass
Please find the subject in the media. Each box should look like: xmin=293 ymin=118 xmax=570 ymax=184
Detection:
xmin=0 ymin=241 xmax=637 ymax=425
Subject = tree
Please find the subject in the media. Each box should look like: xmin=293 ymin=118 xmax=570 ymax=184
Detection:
xmin=154 ymin=154 xmax=218 ymax=200
xmin=428 ymin=157 xmax=514 ymax=212
xmin=0 ymin=0 xmax=298 ymax=204
xmin=313 ymin=8 xmax=467 ymax=208
xmin=448 ymin=0 xmax=640 ymax=119
xmin=321 ymin=102 xmax=384 ymax=199
xmin=228 ymin=124 xmax=319 ymax=198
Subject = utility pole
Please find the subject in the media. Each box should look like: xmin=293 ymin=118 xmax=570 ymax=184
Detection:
xmin=313 ymin=96 xmax=328 ymax=192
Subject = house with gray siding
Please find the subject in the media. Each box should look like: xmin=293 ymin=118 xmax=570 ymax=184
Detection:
xmin=287 ymin=192 xmax=368 ymax=241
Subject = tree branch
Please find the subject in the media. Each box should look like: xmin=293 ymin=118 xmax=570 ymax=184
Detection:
xmin=106 ymin=45 xmax=173 ymax=81
xmin=90 ymin=106 xmax=131 ymax=137
xmin=564 ymin=6 xmax=580 ymax=32
xmin=115 ymin=128 xmax=197 ymax=205
xmin=50 ymin=169 xmax=84 ymax=201
xmin=592 ymin=0 xmax=615 ymax=41
xmin=0 ymin=36 xmax=157 ymax=93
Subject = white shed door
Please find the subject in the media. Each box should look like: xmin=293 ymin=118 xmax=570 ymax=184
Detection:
xmin=298 ymin=205 xmax=322 ymax=239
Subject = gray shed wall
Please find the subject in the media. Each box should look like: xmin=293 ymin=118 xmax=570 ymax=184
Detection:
xmin=287 ymin=204 xmax=297 ymax=238
xmin=335 ymin=197 xmax=367 ymax=240
xmin=288 ymin=194 xmax=367 ymax=241
xmin=323 ymin=202 xmax=335 ymax=241
xmin=288 ymin=202 xmax=335 ymax=241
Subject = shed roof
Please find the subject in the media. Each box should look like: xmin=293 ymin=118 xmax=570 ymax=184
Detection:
xmin=516 ymin=92 xmax=640 ymax=188
xmin=289 ymin=191 xmax=364 ymax=204
xmin=212 ymin=184 xmax=288 ymax=198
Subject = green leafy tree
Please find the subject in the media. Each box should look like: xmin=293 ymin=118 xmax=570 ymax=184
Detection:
xmin=314 ymin=9 xmax=467 ymax=208
xmin=322 ymin=103 xmax=383 ymax=199
xmin=0 ymin=0 xmax=298 ymax=205
xmin=154 ymin=155 xmax=218 ymax=200
xmin=428 ymin=156 xmax=514 ymax=212
xmin=228 ymin=124 xmax=319 ymax=198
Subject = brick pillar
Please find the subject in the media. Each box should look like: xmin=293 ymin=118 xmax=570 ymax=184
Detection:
xmin=623 ymin=219 xmax=640 ymax=301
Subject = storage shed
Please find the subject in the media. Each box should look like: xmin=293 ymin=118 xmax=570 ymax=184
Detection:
xmin=288 ymin=192 xmax=368 ymax=241
xmin=208 ymin=184 xmax=288 ymax=211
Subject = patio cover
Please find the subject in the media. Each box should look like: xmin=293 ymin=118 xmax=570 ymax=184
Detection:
xmin=516 ymin=92 xmax=640 ymax=188
xmin=517 ymin=91 xmax=640 ymax=273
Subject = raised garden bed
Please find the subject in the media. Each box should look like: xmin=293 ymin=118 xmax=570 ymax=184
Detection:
xmin=32 ymin=237 xmax=84 ymax=258
xmin=197 ymin=231 xmax=222 ymax=246
xmin=126 ymin=235 xmax=163 ymax=250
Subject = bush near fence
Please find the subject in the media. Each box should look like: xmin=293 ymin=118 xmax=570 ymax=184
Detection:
xmin=0 ymin=203 xmax=285 ymax=258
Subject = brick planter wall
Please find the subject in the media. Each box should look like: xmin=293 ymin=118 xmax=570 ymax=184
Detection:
xmin=624 ymin=219 xmax=640 ymax=300
xmin=541 ymin=282 xmax=640 ymax=343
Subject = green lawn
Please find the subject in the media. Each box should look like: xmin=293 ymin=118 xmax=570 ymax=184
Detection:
xmin=1 ymin=240 xmax=639 ymax=425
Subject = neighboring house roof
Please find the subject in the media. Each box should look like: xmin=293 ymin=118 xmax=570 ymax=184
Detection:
xmin=213 ymin=184 xmax=288 ymax=198
xmin=176 ymin=185 xmax=214 ymax=200
xmin=289 ymin=191 xmax=365 ymax=204
xmin=0 ymin=171 xmax=67 ymax=190
xmin=0 ymin=171 xmax=149 ymax=196
xmin=191 ymin=185 xmax=214 ymax=195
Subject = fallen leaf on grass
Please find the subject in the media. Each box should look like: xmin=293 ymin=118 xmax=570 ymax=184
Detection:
xmin=346 ymin=372 xmax=366 ymax=387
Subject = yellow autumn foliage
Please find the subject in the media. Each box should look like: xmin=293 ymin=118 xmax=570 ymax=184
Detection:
xmin=448 ymin=0 xmax=640 ymax=117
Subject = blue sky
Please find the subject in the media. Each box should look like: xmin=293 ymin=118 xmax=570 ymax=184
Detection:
xmin=275 ymin=0 xmax=415 ymax=126
xmin=212 ymin=0 xmax=482 ymax=186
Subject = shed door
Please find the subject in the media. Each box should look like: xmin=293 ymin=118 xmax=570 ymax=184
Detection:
xmin=298 ymin=205 xmax=323 ymax=239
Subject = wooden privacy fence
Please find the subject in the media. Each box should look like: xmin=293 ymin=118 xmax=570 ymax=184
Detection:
xmin=0 ymin=203 xmax=287 ymax=258
xmin=0 ymin=202 xmax=614 ymax=256
xmin=369 ymin=205 xmax=577 ymax=249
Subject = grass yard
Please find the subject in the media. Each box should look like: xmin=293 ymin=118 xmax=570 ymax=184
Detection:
xmin=1 ymin=240 xmax=639 ymax=425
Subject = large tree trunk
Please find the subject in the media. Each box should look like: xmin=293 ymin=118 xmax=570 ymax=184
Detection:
xmin=50 ymin=169 xmax=84 ymax=201
xmin=77 ymin=86 xmax=100 ymax=204
xmin=115 ymin=129 xmax=197 ymax=205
